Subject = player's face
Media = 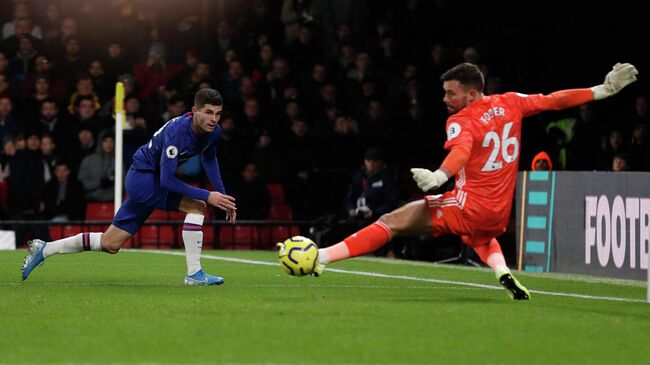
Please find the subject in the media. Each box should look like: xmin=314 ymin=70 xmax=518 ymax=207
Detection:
xmin=193 ymin=104 xmax=223 ymax=133
xmin=442 ymin=80 xmax=477 ymax=114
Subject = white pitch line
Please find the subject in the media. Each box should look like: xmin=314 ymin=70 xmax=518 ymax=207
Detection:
xmin=126 ymin=249 xmax=646 ymax=303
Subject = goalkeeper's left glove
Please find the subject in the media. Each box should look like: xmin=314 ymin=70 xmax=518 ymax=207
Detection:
xmin=411 ymin=168 xmax=449 ymax=192
xmin=591 ymin=63 xmax=638 ymax=100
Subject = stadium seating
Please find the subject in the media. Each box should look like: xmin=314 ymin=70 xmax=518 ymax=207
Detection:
xmin=84 ymin=202 xmax=113 ymax=232
xmin=218 ymin=225 xmax=261 ymax=250
xmin=266 ymin=183 xmax=286 ymax=203
xmin=139 ymin=209 xmax=175 ymax=249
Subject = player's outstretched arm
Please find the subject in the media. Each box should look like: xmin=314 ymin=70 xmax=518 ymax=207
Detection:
xmin=591 ymin=63 xmax=638 ymax=100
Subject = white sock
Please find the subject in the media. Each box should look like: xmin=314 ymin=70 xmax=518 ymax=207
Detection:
xmin=183 ymin=213 xmax=204 ymax=276
xmin=494 ymin=265 xmax=510 ymax=279
xmin=43 ymin=233 xmax=102 ymax=258
xmin=318 ymin=249 xmax=330 ymax=264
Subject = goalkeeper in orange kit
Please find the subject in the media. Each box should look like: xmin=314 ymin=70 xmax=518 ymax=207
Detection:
xmin=311 ymin=62 xmax=638 ymax=300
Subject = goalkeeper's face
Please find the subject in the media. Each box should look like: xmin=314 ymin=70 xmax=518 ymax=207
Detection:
xmin=193 ymin=104 xmax=223 ymax=134
xmin=442 ymin=80 xmax=477 ymax=115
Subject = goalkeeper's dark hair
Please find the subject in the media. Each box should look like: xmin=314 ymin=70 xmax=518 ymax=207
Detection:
xmin=441 ymin=63 xmax=485 ymax=92
xmin=194 ymin=88 xmax=223 ymax=108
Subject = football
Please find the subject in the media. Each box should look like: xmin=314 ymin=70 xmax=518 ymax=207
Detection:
xmin=277 ymin=236 xmax=319 ymax=276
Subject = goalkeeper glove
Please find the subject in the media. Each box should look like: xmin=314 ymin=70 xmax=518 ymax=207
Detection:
xmin=411 ymin=168 xmax=449 ymax=192
xmin=591 ymin=63 xmax=638 ymax=100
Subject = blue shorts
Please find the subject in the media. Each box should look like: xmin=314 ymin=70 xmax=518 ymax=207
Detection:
xmin=112 ymin=168 xmax=183 ymax=234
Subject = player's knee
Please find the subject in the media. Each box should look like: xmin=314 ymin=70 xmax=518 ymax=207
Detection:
xmin=187 ymin=200 xmax=206 ymax=215
xmin=378 ymin=212 xmax=402 ymax=235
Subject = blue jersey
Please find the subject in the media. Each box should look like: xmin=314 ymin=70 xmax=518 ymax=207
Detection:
xmin=130 ymin=112 xmax=225 ymax=202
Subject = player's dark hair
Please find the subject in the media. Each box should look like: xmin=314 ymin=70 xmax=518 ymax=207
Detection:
xmin=194 ymin=88 xmax=223 ymax=108
xmin=440 ymin=63 xmax=485 ymax=92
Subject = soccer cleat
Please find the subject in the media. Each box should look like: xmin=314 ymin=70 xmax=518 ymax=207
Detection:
xmin=21 ymin=240 xmax=47 ymax=281
xmin=184 ymin=269 xmax=224 ymax=286
xmin=498 ymin=273 xmax=530 ymax=300
xmin=311 ymin=262 xmax=325 ymax=277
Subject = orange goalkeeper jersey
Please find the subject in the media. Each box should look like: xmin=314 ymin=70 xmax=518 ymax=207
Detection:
xmin=443 ymin=89 xmax=592 ymax=229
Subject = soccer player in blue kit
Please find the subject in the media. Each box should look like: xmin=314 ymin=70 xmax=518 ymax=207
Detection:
xmin=21 ymin=89 xmax=237 ymax=285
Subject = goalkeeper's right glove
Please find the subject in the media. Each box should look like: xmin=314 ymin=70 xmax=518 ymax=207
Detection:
xmin=411 ymin=168 xmax=449 ymax=192
xmin=591 ymin=63 xmax=638 ymax=100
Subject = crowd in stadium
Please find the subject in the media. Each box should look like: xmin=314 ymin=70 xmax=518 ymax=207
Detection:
xmin=0 ymin=0 xmax=648 ymax=227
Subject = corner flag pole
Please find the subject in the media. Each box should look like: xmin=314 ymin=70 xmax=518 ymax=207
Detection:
xmin=114 ymin=82 xmax=125 ymax=215
xmin=647 ymin=248 xmax=649 ymax=303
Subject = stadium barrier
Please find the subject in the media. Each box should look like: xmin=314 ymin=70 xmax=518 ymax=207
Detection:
xmin=0 ymin=220 xmax=316 ymax=250
xmin=516 ymin=171 xmax=650 ymax=281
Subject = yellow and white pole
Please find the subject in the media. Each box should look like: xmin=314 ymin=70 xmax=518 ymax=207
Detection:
xmin=114 ymin=82 xmax=125 ymax=215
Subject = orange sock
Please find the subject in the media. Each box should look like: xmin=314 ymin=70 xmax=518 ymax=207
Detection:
xmin=320 ymin=222 xmax=392 ymax=264
xmin=472 ymin=238 xmax=506 ymax=269
xmin=344 ymin=221 xmax=392 ymax=257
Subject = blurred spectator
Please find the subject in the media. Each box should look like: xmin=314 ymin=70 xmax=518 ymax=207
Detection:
xmin=260 ymin=57 xmax=294 ymax=110
xmin=103 ymin=41 xmax=131 ymax=84
xmin=42 ymin=161 xmax=85 ymax=221
xmin=531 ymin=151 xmax=553 ymax=171
xmin=345 ymin=147 xmax=399 ymax=225
xmin=250 ymin=43 xmax=274 ymax=85
xmin=629 ymin=123 xmax=650 ymax=171
xmin=20 ymin=54 xmax=67 ymax=102
xmin=612 ymin=153 xmax=630 ymax=172
xmin=20 ymin=73 xmax=51 ymax=120
xmin=250 ymin=130 xmax=283 ymax=182
xmin=32 ymin=98 xmax=73 ymax=151
xmin=219 ymin=59 xmax=245 ymax=106
xmin=216 ymin=115 xmax=247 ymax=185
xmin=231 ymin=162 xmax=271 ymax=220
xmin=281 ymin=0 xmax=315 ymax=44
xmin=88 ymin=59 xmax=111 ymax=103
xmin=633 ymin=94 xmax=649 ymax=125
xmin=133 ymin=42 xmax=181 ymax=101
xmin=7 ymin=127 xmax=48 ymax=242
xmin=280 ymin=119 xmax=313 ymax=217
xmin=7 ymin=35 xmax=38 ymax=82
xmin=0 ymin=96 xmax=21 ymax=143
xmin=56 ymin=36 xmax=86 ymax=90
xmin=175 ymin=59 xmax=212 ymax=103
xmin=2 ymin=2 xmax=42 ymax=40
xmin=99 ymin=73 xmax=135 ymax=119
xmin=41 ymin=3 xmax=61 ymax=43
xmin=67 ymin=75 xmax=101 ymax=114
xmin=71 ymin=95 xmax=107 ymax=135
xmin=161 ymin=94 xmax=187 ymax=123
xmin=78 ymin=132 xmax=115 ymax=202
xmin=208 ymin=19 xmax=241 ymax=68
xmin=238 ymin=76 xmax=258 ymax=104
xmin=566 ymin=104 xmax=604 ymax=170
xmin=0 ymin=72 xmax=12 ymax=100
xmin=599 ymin=129 xmax=626 ymax=171
xmin=0 ymin=137 xmax=16 ymax=184
xmin=72 ymin=126 xmax=95 ymax=168
xmin=286 ymin=22 xmax=323 ymax=81
xmin=238 ymin=98 xmax=268 ymax=147
xmin=24 ymin=132 xmax=51 ymax=183
xmin=40 ymin=133 xmax=61 ymax=174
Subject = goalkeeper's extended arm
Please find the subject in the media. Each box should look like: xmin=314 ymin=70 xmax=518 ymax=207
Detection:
xmin=591 ymin=63 xmax=638 ymax=100
xmin=411 ymin=145 xmax=471 ymax=192
xmin=519 ymin=63 xmax=638 ymax=115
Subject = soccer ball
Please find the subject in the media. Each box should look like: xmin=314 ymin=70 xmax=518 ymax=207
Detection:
xmin=277 ymin=236 xmax=319 ymax=276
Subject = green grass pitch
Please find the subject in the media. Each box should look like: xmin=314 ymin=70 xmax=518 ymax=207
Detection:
xmin=1 ymin=249 xmax=649 ymax=364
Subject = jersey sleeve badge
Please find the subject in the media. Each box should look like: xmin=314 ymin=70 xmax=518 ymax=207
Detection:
xmin=447 ymin=122 xmax=462 ymax=141
xmin=166 ymin=145 xmax=179 ymax=159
